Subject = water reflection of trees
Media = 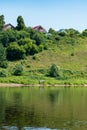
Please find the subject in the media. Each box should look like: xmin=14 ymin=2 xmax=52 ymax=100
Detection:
xmin=4 ymin=92 xmax=23 ymax=129
xmin=48 ymin=90 xmax=60 ymax=105
xmin=0 ymin=91 xmax=6 ymax=125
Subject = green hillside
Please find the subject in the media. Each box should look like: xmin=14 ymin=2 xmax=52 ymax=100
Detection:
xmin=1 ymin=36 xmax=87 ymax=85
xmin=0 ymin=15 xmax=87 ymax=85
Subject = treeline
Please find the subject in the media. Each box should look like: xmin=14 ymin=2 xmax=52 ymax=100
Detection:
xmin=0 ymin=15 xmax=87 ymax=68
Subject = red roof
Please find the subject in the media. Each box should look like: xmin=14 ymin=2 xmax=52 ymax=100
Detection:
xmin=33 ymin=25 xmax=47 ymax=33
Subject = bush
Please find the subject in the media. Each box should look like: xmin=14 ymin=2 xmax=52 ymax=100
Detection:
xmin=13 ymin=64 xmax=23 ymax=76
xmin=0 ymin=70 xmax=7 ymax=77
xmin=24 ymin=42 xmax=38 ymax=55
xmin=32 ymin=55 xmax=36 ymax=60
xmin=0 ymin=43 xmax=6 ymax=63
xmin=49 ymin=64 xmax=62 ymax=78
xmin=71 ymin=53 xmax=74 ymax=56
xmin=7 ymin=42 xmax=26 ymax=60
xmin=29 ymin=44 xmax=38 ymax=55
xmin=0 ymin=61 xmax=8 ymax=68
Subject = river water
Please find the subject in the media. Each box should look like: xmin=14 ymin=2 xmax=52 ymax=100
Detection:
xmin=0 ymin=86 xmax=87 ymax=130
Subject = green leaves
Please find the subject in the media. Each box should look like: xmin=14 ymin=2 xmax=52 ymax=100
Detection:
xmin=13 ymin=64 xmax=23 ymax=76
xmin=0 ymin=44 xmax=7 ymax=67
xmin=7 ymin=42 xmax=26 ymax=60
xmin=0 ymin=15 xmax=5 ymax=31
xmin=16 ymin=16 xmax=26 ymax=31
xmin=49 ymin=64 xmax=62 ymax=78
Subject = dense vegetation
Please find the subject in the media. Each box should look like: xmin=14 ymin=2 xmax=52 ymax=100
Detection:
xmin=0 ymin=15 xmax=87 ymax=85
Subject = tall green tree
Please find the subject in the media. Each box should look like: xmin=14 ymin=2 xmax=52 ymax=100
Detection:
xmin=0 ymin=44 xmax=6 ymax=66
xmin=49 ymin=64 xmax=62 ymax=78
xmin=16 ymin=16 xmax=26 ymax=31
xmin=7 ymin=42 xmax=26 ymax=60
xmin=0 ymin=15 xmax=5 ymax=30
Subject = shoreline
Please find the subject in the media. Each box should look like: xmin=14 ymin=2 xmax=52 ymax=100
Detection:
xmin=0 ymin=83 xmax=87 ymax=87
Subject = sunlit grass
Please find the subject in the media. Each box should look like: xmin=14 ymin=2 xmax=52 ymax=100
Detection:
xmin=1 ymin=36 xmax=87 ymax=85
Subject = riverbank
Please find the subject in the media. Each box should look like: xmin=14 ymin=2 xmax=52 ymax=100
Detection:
xmin=0 ymin=83 xmax=87 ymax=87
xmin=0 ymin=76 xmax=87 ymax=87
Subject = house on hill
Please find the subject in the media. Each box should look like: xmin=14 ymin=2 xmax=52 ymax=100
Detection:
xmin=33 ymin=25 xmax=47 ymax=33
xmin=58 ymin=29 xmax=67 ymax=34
xmin=3 ymin=24 xmax=15 ymax=31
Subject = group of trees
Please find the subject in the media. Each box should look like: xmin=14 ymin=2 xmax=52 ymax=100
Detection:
xmin=0 ymin=14 xmax=87 ymax=65
xmin=0 ymin=15 xmax=48 ymax=62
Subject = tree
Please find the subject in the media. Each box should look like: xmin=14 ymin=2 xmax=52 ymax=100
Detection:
xmin=18 ymin=38 xmax=33 ymax=46
xmin=82 ymin=29 xmax=87 ymax=36
xmin=16 ymin=16 xmax=26 ymax=31
xmin=65 ymin=28 xmax=79 ymax=37
xmin=24 ymin=42 xmax=38 ymax=55
xmin=0 ymin=43 xmax=7 ymax=67
xmin=7 ymin=42 xmax=26 ymax=60
xmin=31 ymin=31 xmax=45 ymax=45
xmin=18 ymin=30 xmax=30 ymax=39
xmin=48 ymin=28 xmax=57 ymax=34
xmin=49 ymin=64 xmax=62 ymax=78
xmin=0 ymin=15 xmax=5 ymax=30
xmin=13 ymin=64 xmax=23 ymax=76
xmin=0 ymin=31 xmax=9 ymax=47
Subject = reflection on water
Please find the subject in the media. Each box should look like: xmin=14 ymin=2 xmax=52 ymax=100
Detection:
xmin=0 ymin=87 xmax=87 ymax=130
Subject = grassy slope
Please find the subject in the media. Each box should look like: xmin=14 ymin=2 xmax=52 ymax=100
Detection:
xmin=23 ymin=37 xmax=87 ymax=71
xmin=1 ymin=36 xmax=87 ymax=85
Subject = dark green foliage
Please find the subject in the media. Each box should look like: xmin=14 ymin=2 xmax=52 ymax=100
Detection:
xmin=0 ymin=31 xmax=9 ymax=47
xmin=32 ymin=55 xmax=36 ymax=60
xmin=16 ymin=16 xmax=26 ymax=31
xmin=0 ymin=44 xmax=7 ymax=67
xmin=30 ymin=31 xmax=46 ymax=45
xmin=13 ymin=64 xmax=23 ymax=76
xmin=82 ymin=29 xmax=87 ymax=36
xmin=24 ymin=42 xmax=38 ymax=55
xmin=24 ymin=42 xmax=33 ymax=55
xmin=18 ymin=38 xmax=33 ymax=46
xmin=39 ymin=44 xmax=44 ymax=52
xmin=6 ymin=30 xmax=19 ymax=43
xmin=29 ymin=44 xmax=38 ymax=55
xmin=0 ymin=70 xmax=7 ymax=77
xmin=18 ymin=31 xmax=30 ymax=39
xmin=58 ymin=32 xmax=66 ymax=37
xmin=62 ymin=69 xmax=74 ymax=79
xmin=0 ymin=15 xmax=5 ymax=30
xmin=0 ymin=61 xmax=8 ymax=68
xmin=7 ymin=42 xmax=26 ymax=60
xmin=71 ymin=53 xmax=74 ymax=56
xmin=49 ymin=64 xmax=62 ymax=78
xmin=0 ymin=30 xmax=20 ymax=47
xmin=48 ymin=28 xmax=57 ymax=35
xmin=26 ymin=65 xmax=31 ymax=68
xmin=65 ymin=28 xmax=80 ymax=37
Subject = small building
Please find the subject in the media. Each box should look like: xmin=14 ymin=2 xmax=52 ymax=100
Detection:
xmin=58 ymin=29 xmax=67 ymax=34
xmin=33 ymin=25 xmax=47 ymax=33
xmin=3 ymin=24 xmax=15 ymax=31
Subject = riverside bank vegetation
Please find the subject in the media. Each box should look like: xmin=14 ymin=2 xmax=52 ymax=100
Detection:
xmin=0 ymin=15 xmax=87 ymax=85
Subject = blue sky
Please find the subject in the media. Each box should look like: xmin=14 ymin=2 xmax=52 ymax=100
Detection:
xmin=0 ymin=0 xmax=87 ymax=32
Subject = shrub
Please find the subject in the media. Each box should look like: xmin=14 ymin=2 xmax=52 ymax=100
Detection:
xmin=49 ymin=64 xmax=62 ymax=78
xmin=0 ymin=43 xmax=6 ymax=64
xmin=0 ymin=70 xmax=7 ymax=77
xmin=32 ymin=55 xmax=36 ymax=60
xmin=0 ymin=61 xmax=8 ymax=68
xmin=71 ymin=53 xmax=74 ymax=56
xmin=13 ymin=64 xmax=23 ymax=76
xmin=26 ymin=65 xmax=31 ymax=68
xmin=29 ymin=44 xmax=38 ymax=55
xmin=7 ymin=42 xmax=26 ymax=60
